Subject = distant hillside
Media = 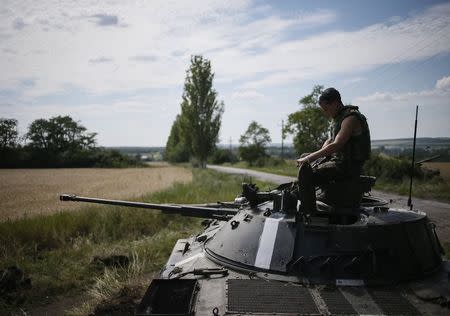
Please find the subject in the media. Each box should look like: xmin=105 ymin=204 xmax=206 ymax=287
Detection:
xmin=106 ymin=137 xmax=450 ymax=162
xmin=371 ymin=138 xmax=450 ymax=149
xmin=107 ymin=147 xmax=165 ymax=161
xmin=106 ymin=146 xmax=165 ymax=154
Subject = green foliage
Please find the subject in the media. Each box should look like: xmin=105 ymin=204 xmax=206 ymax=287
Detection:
xmin=239 ymin=121 xmax=271 ymax=165
xmin=165 ymin=115 xmax=190 ymax=163
xmin=209 ymin=148 xmax=238 ymax=164
xmin=90 ymin=149 xmax=142 ymax=168
xmin=0 ymin=118 xmax=19 ymax=149
xmin=0 ymin=116 xmax=141 ymax=168
xmin=179 ymin=55 xmax=224 ymax=167
xmin=284 ymin=85 xmax=331 ymax=154
xmin=26 ymin=115 xmax=96 ymax=152
xmin=363 ymin=153 xmax=431 ymax=182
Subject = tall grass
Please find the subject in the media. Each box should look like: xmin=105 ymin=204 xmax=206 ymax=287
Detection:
xmin=0 ymin=169 xmax=272 ymax=312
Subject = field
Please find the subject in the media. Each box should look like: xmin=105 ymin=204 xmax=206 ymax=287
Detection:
xmin=0 ymin=166 xmax=192 ymax=221
xmin=423 ymin=162 xmax=450 ymax=180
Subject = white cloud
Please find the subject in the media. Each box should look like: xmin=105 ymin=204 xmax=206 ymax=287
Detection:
xmin=3 ymin=1 xmax=447 ymax=96
xmin=342 ymin=77 xmax=366 ymax=86
xmin=231 ymin=90 xmax=264 ymax=100
xmin=436 ymin=76 xmax=450 ymax=91
xmin=354 ymin=75 xmax=450 ymax=105
xmin=0 ymin=0 xmax=337 ymax=97
xmin=352 ymin=75 xmax=450 ymax=139
xmin=89 ymin=57 xmax=114 ymax=64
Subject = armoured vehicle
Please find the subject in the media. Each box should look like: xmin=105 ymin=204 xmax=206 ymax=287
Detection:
xmin=60 ymin=168 xmax=450 ymax=315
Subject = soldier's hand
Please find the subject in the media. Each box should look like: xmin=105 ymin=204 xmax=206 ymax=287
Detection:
xmin=296 ymin=157 xmax=309 ymax=167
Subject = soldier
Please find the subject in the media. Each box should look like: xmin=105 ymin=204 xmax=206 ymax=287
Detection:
xmin=296 ymin=87 xmax=371 ymax=214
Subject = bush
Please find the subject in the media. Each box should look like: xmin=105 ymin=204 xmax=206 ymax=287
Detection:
xmin=363 ymin=153 xmax=439 ymax=182
xmin=0 ymin=147 xmax=143 ymax=168
xmin=209 ymin=148 xmax=238 ymax=164
xmin=264 ymin=156 xmax=286 ymax=167
xmin=239 ymin=145 xmax=267 ymax=166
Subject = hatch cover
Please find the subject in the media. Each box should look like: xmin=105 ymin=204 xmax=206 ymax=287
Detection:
xmin=320 ymin=288 xmax=357 ymax=315
xmin=368 ymin=288 xmax=421 ymax=315
xmin=227 ymin=279 xmax=319 ymax=314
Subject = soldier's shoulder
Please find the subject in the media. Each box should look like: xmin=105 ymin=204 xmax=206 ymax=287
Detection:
xmin=343 ymin=106 xmax=361 ymax=117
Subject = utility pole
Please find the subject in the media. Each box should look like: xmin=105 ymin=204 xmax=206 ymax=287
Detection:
xmin=229 ymin=137 xmax=232 ymax=154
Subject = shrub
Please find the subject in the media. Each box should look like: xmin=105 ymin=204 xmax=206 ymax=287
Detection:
xmin=209 ymin=148 xmax=238 ymax=164
xmin=363 ymin=153 xmax=439 ymax=182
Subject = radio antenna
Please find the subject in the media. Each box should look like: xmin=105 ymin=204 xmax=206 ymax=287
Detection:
xmin=407 ymin=106 xmax=418 ymax=210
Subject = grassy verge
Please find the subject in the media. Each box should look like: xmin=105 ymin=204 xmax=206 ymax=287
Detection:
xmin=0 ymin=168 xmax=273 ymax=314
xmin=225 ymin=161 xmax=450 ymax=202
xmin=224 ymin=161 xmax=299 ymax=177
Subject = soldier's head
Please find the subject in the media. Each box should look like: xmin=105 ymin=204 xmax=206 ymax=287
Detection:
xmin=319 ymin=87 xmax=343 ymax=118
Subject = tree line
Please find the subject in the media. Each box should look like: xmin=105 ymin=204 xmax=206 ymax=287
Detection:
xmin=0 ymin=116 xmax=140 ymax=168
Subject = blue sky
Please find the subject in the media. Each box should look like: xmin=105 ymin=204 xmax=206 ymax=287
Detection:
xmin=1 ymin=0 xmax=449 ymax=146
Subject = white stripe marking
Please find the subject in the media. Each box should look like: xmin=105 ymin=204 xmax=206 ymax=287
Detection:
xmin=254 ymin=216 xmax=284 ymax=269
xmin=174 ymin=253 xmax=205 ymax=267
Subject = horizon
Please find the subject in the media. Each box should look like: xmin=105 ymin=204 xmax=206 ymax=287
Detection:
xmin=1 ymin=0 xmax=450 ymax=147
xmin=104 ymin=136 xmax=450 ymax=149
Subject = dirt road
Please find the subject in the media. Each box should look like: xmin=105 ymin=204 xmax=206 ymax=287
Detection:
xmin=208 ymin=165 xmax=450 ymax=243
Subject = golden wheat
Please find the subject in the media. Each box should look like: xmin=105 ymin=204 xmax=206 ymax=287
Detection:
xmin=423 ymin=162 xmax=450 ymax=180
xmin=0 ymin=166 xmax=192 ymax=221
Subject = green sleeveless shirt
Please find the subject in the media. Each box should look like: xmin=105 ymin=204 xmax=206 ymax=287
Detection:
xmin=331 ymin=105 xmax=371 ymax=170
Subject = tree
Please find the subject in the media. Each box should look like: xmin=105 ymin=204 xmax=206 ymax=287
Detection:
xmin=0 ymin=118 xmax=19 ymax=150
xmin=165 ymin=115 xmax=190 ymax=163
xmin=179 ymin=55 xmax=224 ymax=167
xmin=284 ymin=85 xmax=330 ymax=154
xmin=239 ymin=121 xmax=271 ymax=165
xmin=26 ymin=115 xmax=96 ymax=152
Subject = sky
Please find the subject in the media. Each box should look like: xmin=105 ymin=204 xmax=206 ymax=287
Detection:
xmin=1 ymin=0 xmax=450 ymax=146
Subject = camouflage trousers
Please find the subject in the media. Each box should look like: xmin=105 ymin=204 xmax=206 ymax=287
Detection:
xmin=297 ymin=157 xmax=362 ymax=213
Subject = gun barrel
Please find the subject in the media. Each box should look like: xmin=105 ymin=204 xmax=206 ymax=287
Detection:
xmin=416 ymin=155 xmax=441 ymax=165
xmin=60 ymin=194 xmax=238 ymax=220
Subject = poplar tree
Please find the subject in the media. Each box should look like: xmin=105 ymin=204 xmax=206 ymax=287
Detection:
xmin=180 ymin=55 xmax=224 ymax=167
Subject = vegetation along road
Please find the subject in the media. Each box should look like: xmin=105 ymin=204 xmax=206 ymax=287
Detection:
xmin=207 ymin=164 xmax=450 ymax=243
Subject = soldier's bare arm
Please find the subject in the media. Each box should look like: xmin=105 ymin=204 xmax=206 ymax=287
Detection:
xmin=297 ymin=116 xmax=358 ymax=164
xmin=322 ymin=138 xmax=332 ymax=148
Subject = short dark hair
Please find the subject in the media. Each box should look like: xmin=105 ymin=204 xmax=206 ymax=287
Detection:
xmin=319 ymin=87 xmax=341 ymax=104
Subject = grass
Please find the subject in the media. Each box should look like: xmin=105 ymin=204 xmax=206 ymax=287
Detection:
xmin=374 ymin=177 xmax=450 ymax=201
xmin=0 ymin=168 xmax=273 ymax=313
xmin=224 ymin=160 xmax=299 ymax=177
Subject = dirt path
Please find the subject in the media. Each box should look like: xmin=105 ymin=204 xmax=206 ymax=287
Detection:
xmin=207 ymin=165 xmax=450 ymax=243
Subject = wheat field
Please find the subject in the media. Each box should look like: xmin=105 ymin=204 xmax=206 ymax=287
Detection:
xmin=0 ymin=166 xmax=192 ymax=221
xmin=423 ymin=162 xmax=450 ymax=180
